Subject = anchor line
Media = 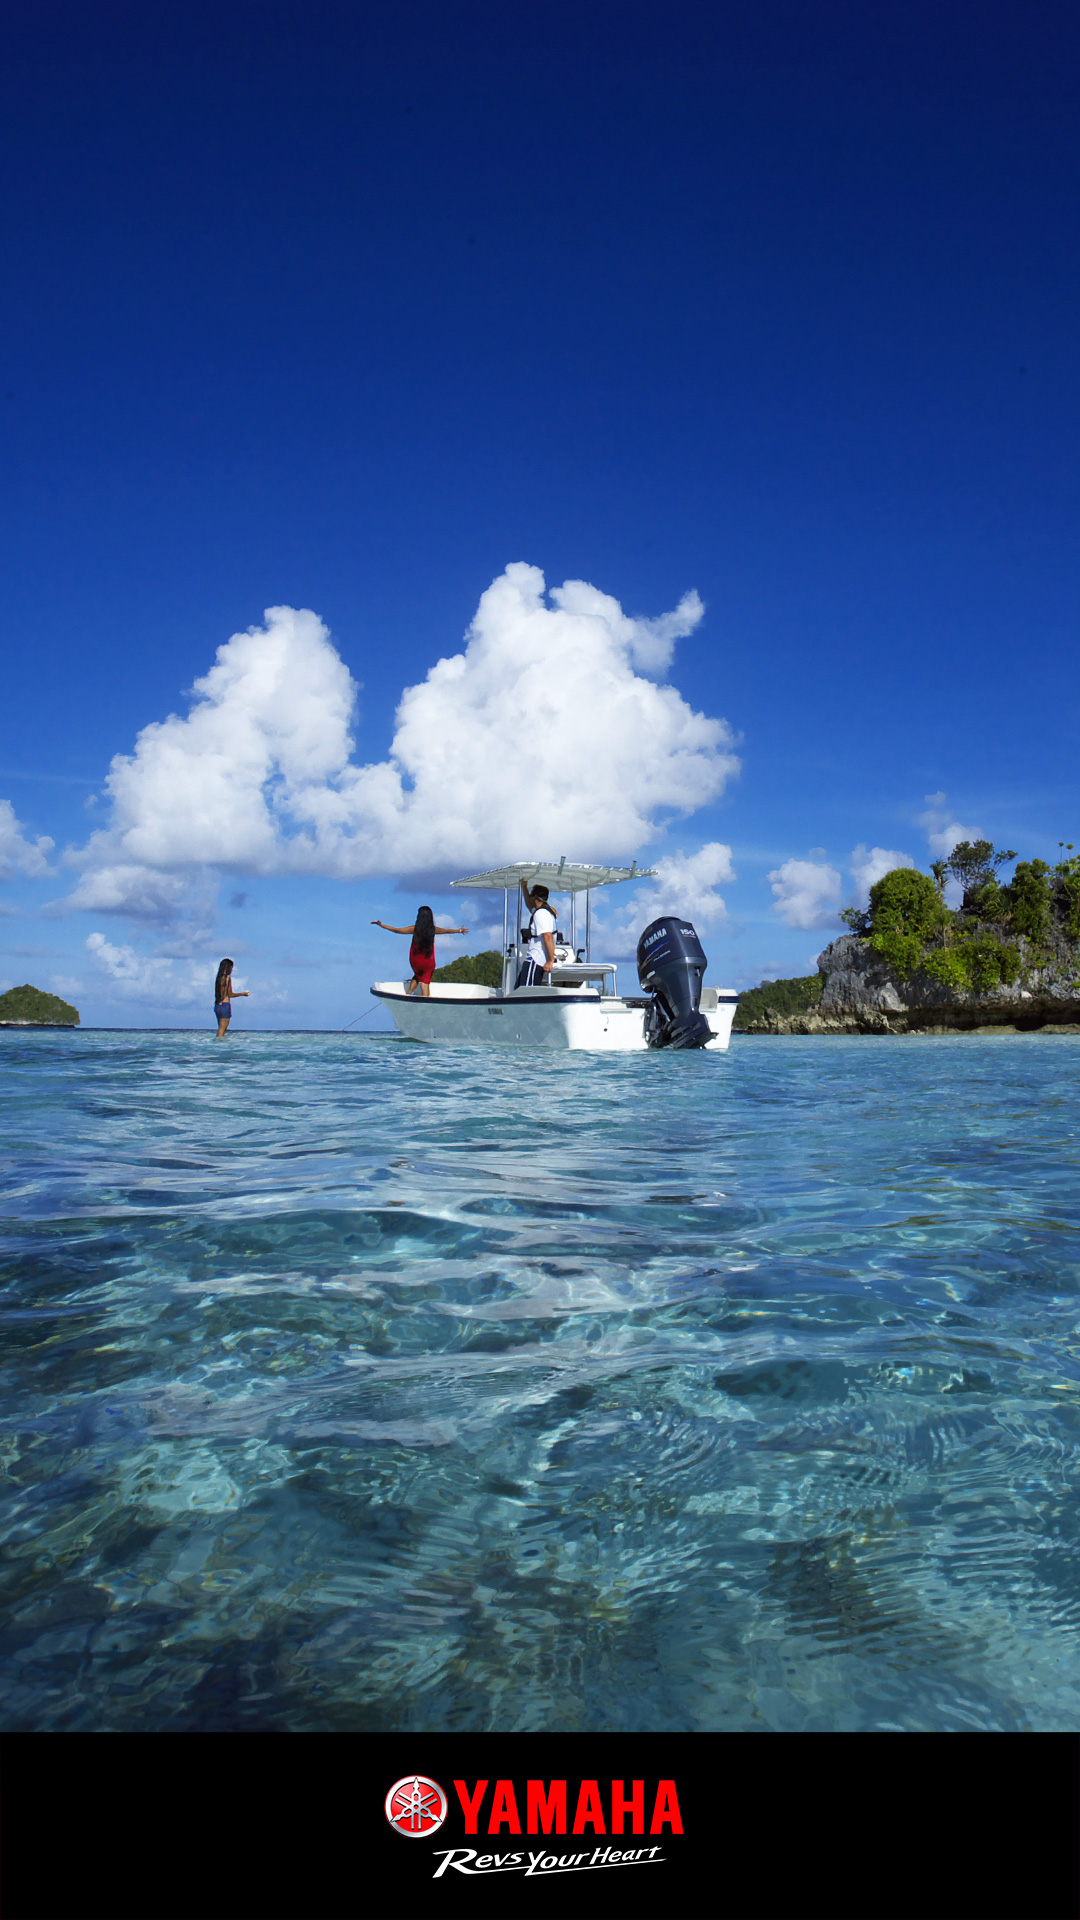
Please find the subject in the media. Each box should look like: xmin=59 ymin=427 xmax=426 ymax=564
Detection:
xmin=341 ymin=1004 xmax=381 ymax=1031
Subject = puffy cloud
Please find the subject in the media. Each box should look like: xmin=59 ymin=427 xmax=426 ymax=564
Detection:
xmin=85 ymin=932 xmax=212 ymax=1006
xmin=848 ymin=843 xmax=914 ymax=905
xmin=0 ymin=799 xmax=53 ymax=879
xmin=916 ymin=793 xmax=980 ymax=861
xmin=767 ymin=858 xmax=842 ymax=929
xmin=575 ymin=583 xmax=705 ymax=675
xmin=627 ymin=841 xmax=734 ymax=929
xmin=86 ymin=932 xmax=285 ymax=1011
xmin=64 ymin=863 xmax=217 ymax=929
xmin=48 ymin=973 xmax=85 ymax=1000
xmin=597 ymin=842 xmax=735 ymax=957
xmin=65 ymin=604 xmax=351 ymax=917
xmin=61 ymin=568 xmax=738 ymax=920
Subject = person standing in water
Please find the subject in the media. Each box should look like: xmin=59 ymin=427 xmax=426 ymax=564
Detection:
xmin=214 ymin=959 xmax=250 ymax=1038
xmin=371 ymin=907 xmax=468 ymax=997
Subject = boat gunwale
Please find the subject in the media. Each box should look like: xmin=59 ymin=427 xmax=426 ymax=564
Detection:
xmin=371 ymin=985 xmax=740 ymax=1006
xmin=370 ymin=984 xmax=624 ymax=1007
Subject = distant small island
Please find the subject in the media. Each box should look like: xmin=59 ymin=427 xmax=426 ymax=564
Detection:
xmin=734 ymin=974 xmax=823 ymax=1030
xmin=431 ymin=950 xmax=503 ymax=987
xmin=0 ymin=983 xmax=80 ymax=1026
xmin=737 ymin=840 xmax=1080 ymax=1035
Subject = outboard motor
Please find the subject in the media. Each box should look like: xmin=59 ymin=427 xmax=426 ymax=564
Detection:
xmin=636 ymin=917 xmax=714 ymax=1050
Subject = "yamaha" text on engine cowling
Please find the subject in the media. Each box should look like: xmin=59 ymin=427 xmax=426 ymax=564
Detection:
xmin=635 ymin=917 xmax=714 ymax=1049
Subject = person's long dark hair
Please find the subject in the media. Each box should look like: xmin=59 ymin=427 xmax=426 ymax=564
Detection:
xmin=214 ymin=959 xmax=233 ymax=1002
xmin=412 ymin=907 xmax=436 ymax=956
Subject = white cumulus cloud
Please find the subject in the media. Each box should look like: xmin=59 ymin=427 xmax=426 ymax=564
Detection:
xmin=848 ymin=843 xmax=914 ymax=905
xmin=61 ymin=568 xmax=738 ymax=922
xmin=636 ymin=842 xmax=735 ymax=926
xmin=86 ymin=933 xmax=214 ymax=1006
xmin=916 ymin=792 xmax=981 ymax=861
xmin=85 ymin=932 xmax=290 ymax=1013
xmin=767 ymin=858 xmax=842 ymax=929
xmin=598 ymin=842 xmax=735 ymax=956
xmin=0 ymin=799 xmax=53 ymax=879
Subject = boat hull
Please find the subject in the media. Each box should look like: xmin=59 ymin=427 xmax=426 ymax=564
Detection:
xmin=371 ymin=983 xmax=737 ymax=1051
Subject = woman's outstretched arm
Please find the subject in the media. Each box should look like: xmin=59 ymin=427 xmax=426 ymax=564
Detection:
xmin=370 ymin=921 xmax=468 ymax=935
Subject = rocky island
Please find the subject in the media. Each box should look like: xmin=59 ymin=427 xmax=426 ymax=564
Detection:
xmin=737 ymin=840 xmax=1080 ymax=1035
xmin=0 ymin=984 xmax=80 ymax=1027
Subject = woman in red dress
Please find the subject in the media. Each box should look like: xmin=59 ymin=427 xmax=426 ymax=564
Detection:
xmin=371 ymin=906 xmax=468 ymax=997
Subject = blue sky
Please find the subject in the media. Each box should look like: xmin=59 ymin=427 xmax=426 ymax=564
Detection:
xmin=1 ymin=0 xmax=1078 ymax=1027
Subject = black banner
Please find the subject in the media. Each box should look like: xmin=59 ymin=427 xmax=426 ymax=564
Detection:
xmin=2 ymin=1731 xmax=1077 ymax=1920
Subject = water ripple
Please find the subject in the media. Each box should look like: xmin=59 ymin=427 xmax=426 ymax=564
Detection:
xmin=2 ymin=1027 xmax=1080 ymax=1729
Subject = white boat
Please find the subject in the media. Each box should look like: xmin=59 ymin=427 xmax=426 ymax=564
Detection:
xmin=371 ymin=860 xmax=739 ymax=1052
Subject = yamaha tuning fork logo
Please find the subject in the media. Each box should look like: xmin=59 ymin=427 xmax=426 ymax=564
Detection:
xmin=385 ymin=1776 xmax=449 ymax=1838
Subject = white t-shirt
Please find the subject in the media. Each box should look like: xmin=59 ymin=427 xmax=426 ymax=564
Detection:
xmin=525 ymin=905 xmax=556 ymax=967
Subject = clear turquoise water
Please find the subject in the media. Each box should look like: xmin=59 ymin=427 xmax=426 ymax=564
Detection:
xmin=2 ymin=1026 xmax=1080 ymax=1731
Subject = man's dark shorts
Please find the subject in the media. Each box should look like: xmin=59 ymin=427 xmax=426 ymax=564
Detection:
xmin=515 ymin=962 xmax=549 ymax=988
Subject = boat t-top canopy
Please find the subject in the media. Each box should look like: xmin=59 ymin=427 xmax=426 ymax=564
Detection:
xmin=450 ymin=859 xmax=656 ymax=894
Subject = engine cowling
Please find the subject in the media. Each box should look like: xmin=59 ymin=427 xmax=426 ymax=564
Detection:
xmin=636 ymin=917 xmax=714 ymax=1050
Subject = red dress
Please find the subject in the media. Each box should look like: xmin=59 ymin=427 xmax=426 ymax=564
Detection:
xmin=409 ymin=940 xmax=436 ymax=985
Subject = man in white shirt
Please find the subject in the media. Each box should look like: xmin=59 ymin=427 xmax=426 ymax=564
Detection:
xmin=516 ymin=879 xmax=557 ymax=987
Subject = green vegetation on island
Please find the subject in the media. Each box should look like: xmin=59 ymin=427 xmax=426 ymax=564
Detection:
xmin=739 ymin=838 xmax=1080 ymax=1032
xmin=431 ymin=949 xmax=503 ymax=987
xmin=839 ymin=839 xmax=1080 ymax=995
xmin=733 ymin=974 xmax=823 ymax=1030
xmin=0 ymin=983 xmax=80 ymax=1025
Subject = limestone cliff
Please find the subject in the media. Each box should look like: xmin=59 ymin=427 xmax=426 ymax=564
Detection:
xmin=742 ymin=933 xmax=1080 ymax=1035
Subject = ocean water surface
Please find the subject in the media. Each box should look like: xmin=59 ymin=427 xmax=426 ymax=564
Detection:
xmin=2 ymin=1026 xmax=1079 ymax=1732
